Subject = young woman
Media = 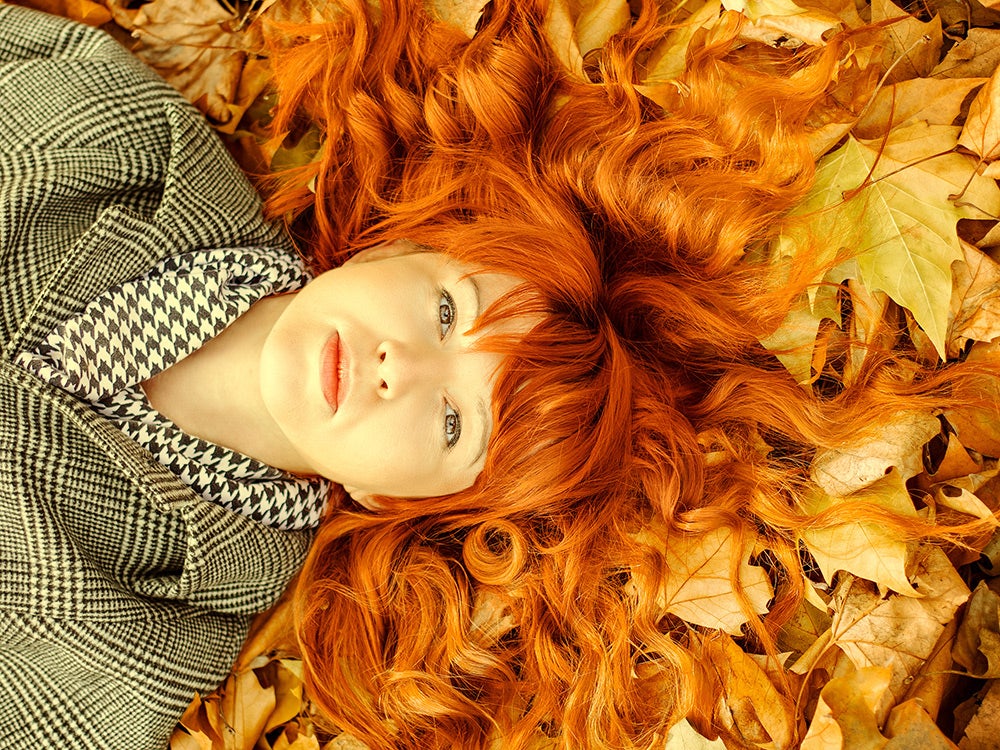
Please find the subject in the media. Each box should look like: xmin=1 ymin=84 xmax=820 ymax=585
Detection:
xmin=0 ymin=5 xmax=529 ymax=747
xmin=259 ymin=0 xmax=1000 ymax=747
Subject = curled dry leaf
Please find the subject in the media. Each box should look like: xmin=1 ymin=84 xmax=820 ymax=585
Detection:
xmin=954 ymin=581 xmax=1000 ymax=678
xmin=871 ymin=0 xmax=943 ymax=83
xmin=800 ymin=665 xmax=892 ymax=750
xmin=957 ymin=680 xmax=1000 ymax=748
xmin=123 ymin=0 xmax=260 ymax=131
xmin=723 ymin=0 xmax=842 ymax=47
xmin=700 ymin=633 xmax=797 ymax=749
xmin=664 ymin=718 xmax=727 ymax=749
xmin=959 ymin=67 xmax=1000 ymax=172
xmin=853 ymin=77 xmax=987 ymax=141
xmin=943 ymin=341 xmax=1000 ymax=457
xmin=543 ymin=0 xmax=631 ymax=79
xmin=933 ymin=28 xmax=1000 ymax=79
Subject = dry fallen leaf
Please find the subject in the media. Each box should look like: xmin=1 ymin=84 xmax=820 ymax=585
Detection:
xmin=638 ymin=525 xmax=773 ymax=635
xmin=853 ymin=77 xmax=986 ymax=140
xmin=811 ymin=410 xmax=941 ymax=497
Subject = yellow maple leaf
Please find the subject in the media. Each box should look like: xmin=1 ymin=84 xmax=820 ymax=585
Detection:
xmin=766 ymin=125 xmax=1000 ymax=362
xmin=634 ymin=525 xmax=773 ymax=635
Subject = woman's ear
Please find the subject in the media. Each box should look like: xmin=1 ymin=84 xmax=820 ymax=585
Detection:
xmin=343 ymin=239 xmax=423 ymax=266
xmin=343 ymin=484 xmax=381 ymax=510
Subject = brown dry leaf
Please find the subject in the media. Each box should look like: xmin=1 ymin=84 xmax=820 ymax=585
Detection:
xmin=928 ymin=431 xmax=985 ymax=483
xmin=883 ymin=699 xmax=960 ymax=748
xmin=779 ymin=596 xmax=834 ymax=657
xmin=870 ymin=0 xmax=943 ymax=84
xmin=949 ymin=241 xmax=1000 ymax=356
xmin=954 ymin=581 xmax=1000 ymax=678
xmin=933 ymin=28 xmax=1000 ymax=79
xmin=811 ymin=410 xmax=940 ymax=497
xmin=122 ymin=0 xmax=257 ymax=130
xmin=701 ymin=634 xmax=797 ymax=749
xmin=220 ymin=669 xmax=277 ymax=750
xmin=543 ymin=0 xmax=631 ymax=79
xmin=943 ymin=341 xmax=1000 ymax=457
xmin=959 ymin=67 xmax=1000 ymax=169
xmin=664 ymin=718 xmax=727 ymax=749
xmin=853 ymin=77 xmax=986 ymax=140
xmin=800 ymin=665 xmax=892 ymax=750
xmin=9 ymin=0 xmax=110 ymax=25
xmin=844 ymin=280 xmax=895 ymax=386
xmin=827 ymin=548 xmax=970 ymax=704
xmin=428 ymin=0 xmax=491 ymax=37
xmin=171 ymin=694 xmax=222 ymax=750
xmin=723 ymin=0 xmax=842 ymax=47
xmin=642 ymin=0 xmax=721 ymax=85
xmin=958 ymin=680 xmax=1000 ymax=748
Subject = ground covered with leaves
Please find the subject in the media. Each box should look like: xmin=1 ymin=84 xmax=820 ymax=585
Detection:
xmin=11 ymin=0 xmax=1000 ymax=746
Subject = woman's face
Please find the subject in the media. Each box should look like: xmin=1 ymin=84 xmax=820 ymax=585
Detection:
xmin=259 ymin=244 xmax=519 ymax=501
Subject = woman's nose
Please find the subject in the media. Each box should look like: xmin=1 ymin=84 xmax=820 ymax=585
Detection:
xmin=376 ymin=339 xmax=444 ymax=397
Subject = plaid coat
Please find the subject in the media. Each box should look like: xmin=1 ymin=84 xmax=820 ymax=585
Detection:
xmin=0 ymin=6 xmax=314 ymax=747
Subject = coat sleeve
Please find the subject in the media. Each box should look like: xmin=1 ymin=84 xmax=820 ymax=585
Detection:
xmin=0 ymin=7 xmax=313 ymax=748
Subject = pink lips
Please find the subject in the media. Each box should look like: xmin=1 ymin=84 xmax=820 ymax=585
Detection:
xmin=321 ymin=332 xmax=342 ymax=413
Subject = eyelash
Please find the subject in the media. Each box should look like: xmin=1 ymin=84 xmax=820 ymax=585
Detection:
xmin=439 ymin=288 xmax=461 ymax=448
xmin=444 ymin=402 xmax=461 ymax=448
xmin=438 ymin=288 xmax=456 ymax=338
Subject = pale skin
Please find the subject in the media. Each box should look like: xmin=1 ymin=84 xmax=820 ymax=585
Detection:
xmin=142 ymin=242 xmax=522 ymax=504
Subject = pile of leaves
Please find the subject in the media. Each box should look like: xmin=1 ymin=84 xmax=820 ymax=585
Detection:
xmin=13 ymin=0 xmax=1000 ymax=746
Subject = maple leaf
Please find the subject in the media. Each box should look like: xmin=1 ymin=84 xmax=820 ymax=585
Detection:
xmin=957 ymin=680 xmax=1000 ymax=747
xmin=800 ymin=470 xmax=920 ymax=596
xmin=800 ymin=665 xmax=892 ymax=750
xmin=635 ymin=525 xmax=773 ymax=635
xmin=954 ymin=581 xmax=1000 ymax=678
xmin=641 ymin=0 xmax=721 ymax=86
xmin=826 ymin=548 xmax=970 ymax=703
xmin=665 ymin=719 xmax=727 ymax=749
xmin=959 ymin=68 xmax=1000 ymax=172
xmin=948 ymin=241 xmax=1000 ymax=356
xmin=9 ymin=0 xmax=110 ymax=25
xmin=870 ymin=0 xmax=942 ymax=84
xmin=853 ymin=77 xmax=987 ymax=141
xmin=810 ymin=409 xmax=941 ymax=497
xmin=766 ymin=126 xmax=1000 ymax=362
xmin=119 ymin=0 xmax=263 ymax=131
xmin=932 ymin=28 xmax=1000 ymax=79
xmin=700 ymin=634 xmax=797 ymax=748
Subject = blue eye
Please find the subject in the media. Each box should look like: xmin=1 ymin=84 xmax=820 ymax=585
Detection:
xmin=444 ymin=402 xmax=461 ymax=448
xmin=438 ymin=289 xmax=456 ymax=338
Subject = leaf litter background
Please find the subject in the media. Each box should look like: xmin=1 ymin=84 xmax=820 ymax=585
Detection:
xmin=11 ymin=0 xmax=1000 ymax=746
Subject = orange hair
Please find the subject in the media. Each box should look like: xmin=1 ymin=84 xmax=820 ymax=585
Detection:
xmin=259 ymin=1 xmax=998 ymax=747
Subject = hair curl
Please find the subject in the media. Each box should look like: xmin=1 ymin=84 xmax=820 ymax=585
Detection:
xmin=260 ymin=1 xmax=999 ymax=747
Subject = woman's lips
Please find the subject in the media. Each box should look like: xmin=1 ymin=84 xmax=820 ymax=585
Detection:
xmin=321 ymin=332 xmax=341 ymax=412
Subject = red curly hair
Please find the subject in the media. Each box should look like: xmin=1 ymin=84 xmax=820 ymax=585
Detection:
xmin=260 ymin=1 xmax=998 ymax=747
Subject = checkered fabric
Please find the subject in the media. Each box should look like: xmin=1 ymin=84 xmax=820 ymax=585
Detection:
xmin=17 ymin=248 xmax=331 ymax=531
xmin=0 ymin=7 xmax=315 ymax=748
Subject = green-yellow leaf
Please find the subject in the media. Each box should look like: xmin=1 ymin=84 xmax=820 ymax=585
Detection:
xmin=772 ymin=131 xmax=1000 ymax=360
